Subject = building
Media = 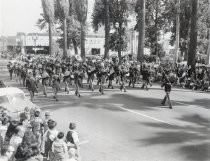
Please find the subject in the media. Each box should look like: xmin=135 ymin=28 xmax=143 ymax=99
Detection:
xmin=2 ymin=31 xmax=106 ymax=56
xmin=84 ymin=29 xmax=105 ymax=56
xmin=0 ymin=36 xmax=7 ymax=52
xmin=17 ymin=32 xmax=60 ymax=54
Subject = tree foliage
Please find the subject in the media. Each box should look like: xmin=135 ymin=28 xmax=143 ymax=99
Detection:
xmin=162 ymin=0 xmax=209 ymax=58
xmin=41 ymin=0 xmax=55 ymax=23
xmin=74 ymin=0 xmax=88 ymax=59
xmin=56 ymin=0 xmax=70 ymax=19
xmin=92 ymin=0 xmax=129 ymax=57
xmin=74 ymin=0 xmax=88 ymax=23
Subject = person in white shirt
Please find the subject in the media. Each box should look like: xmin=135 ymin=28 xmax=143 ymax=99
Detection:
xmin=9 ymin=125 xmax=25 ymax=160
xmin=43 ymin=119 xmax=58 ymax=159
xmin=66 ymin=148 xmax=77 ymax=161
xmin=66 ymin=123 xmax=81 ymax=161
xmin=52 ymin=132 xmax=68 ymax=161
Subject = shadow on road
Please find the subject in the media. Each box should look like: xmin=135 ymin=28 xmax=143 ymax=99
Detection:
xmin=137 ymin=114 xmax=210 ymax=161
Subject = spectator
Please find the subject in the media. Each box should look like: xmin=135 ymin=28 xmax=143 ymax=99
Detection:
xmin=43 ymin=111 xmax=51 ymax=133
xmin=52 ymin=132 xmax=68 ymax=161
xmin=66 ymin=148 xmax=77 ymax=161
xmin=0 ymin=116 xmax=9 ymax=151
xmin=19 ymin=106 xmax=31 ymax=123
xmin=5 ymin=120 xmax=20 ymax=144
xmin=66 ymin=122 xmax=81 ymax=160
xmin=15 ymin=130 xmax=43 ymax=161
xmin=0 ymin=145 xmax=15 ymax=161
xmin=43 ymin=119 xmax=58 ymax=160
xmin=30 ymin=108 xmax=43 ymax=150
xmin=10 ymin=125 xmax=26 ymax=160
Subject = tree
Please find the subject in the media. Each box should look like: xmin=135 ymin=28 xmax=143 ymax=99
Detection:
xmin=104 ymin=0 xmax=110 ymax=59
xmin=56 ymin=15 xmax=84 ymax=55
xmin=206 ymin=0 xmax=210 ymax=64
xmin=187 ymin=0 xmax=199 ymax=71
xmin=197 ymin=0 xmax=209 ymax=63
xmin=136 ymin=0 xmax=146 ymax=62
xmin=92 ymin=0 xmax=110 ymax=59
xmin=174 ymin=0 xmax=180 ymax=67
xmin=41 ymin=0 xmax=55 ymax=55
xmin=111 ymin=0 xmax=129 ymax=64
xmin=92 ymin=0 xmax=129 ymax=62
xmin=56 ymin=0 xmax=70 ymax=58
xmin=109 ymin=30 xmax=128 ymax=52
xmin=160 ymin=0 xmax=191 ymax=60
xmin=74 ymin=0 xmax=88 ymax=59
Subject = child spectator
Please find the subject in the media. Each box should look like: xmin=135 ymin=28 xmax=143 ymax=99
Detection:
xmin=66 ymin=148 xmax=77 ymax=161
xmin=66 ymin=122 xmax=81 ymax=160
xmin=0 ymin=145 xmax=15 ymax=161
xmin=9 ymin=125 xmax=26 ymax=160
xmin=19 ymin=106 xmax=31 ymax=123
xmin=0 ymin=117 xmax=9 ymax=152
xmin=43 ymin=111 xmax=51 ymax=133
xmin=43 ymin=119 xmax=58 ymax=160
xmin=15 ymin=130 xmax=43 ymax=161
xmin=40 ymin=111 xmax=51 ymax=155
xmin=52 ymin=132 xmax=68 ymax=161
xmin=30 ymin=108 xmax=44 ymax=150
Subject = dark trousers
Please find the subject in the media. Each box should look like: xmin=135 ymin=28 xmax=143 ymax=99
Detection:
xmin=161 ymin=92 xmax=172 ymax=108
xmin=9 ymin=71 xmax=13 ymax=80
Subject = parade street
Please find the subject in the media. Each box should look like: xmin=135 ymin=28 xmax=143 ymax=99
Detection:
xmin=1 ymin=59 xmax=210 ymax=161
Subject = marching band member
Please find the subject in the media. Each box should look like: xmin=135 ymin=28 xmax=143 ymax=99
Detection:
xmin=42 ymin=68 xmax=50 ymax=97
xmin=119 ymin=64 xmax=128 ymax=92
xmin=63 ymin=70 xmax=71 ymax=94
xmin=73 ymin=61 xmax=81 ymax=97
xmin=52 ymin=74 xmax=60 ymax=101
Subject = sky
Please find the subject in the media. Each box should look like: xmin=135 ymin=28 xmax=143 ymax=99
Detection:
xmin=0 ymin=0 xmax=95 ymax=36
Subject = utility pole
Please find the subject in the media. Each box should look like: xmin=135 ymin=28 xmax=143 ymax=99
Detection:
xmin=173 ymin=0 xmax=180 ymax=68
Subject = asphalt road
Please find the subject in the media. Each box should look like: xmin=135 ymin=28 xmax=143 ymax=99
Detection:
xmin=1 ymin=58 xmax=210 ymax=161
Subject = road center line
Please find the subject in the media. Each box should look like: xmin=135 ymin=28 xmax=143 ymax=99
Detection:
xmin=172 ymin=100 xmax=205 ymax=108
xmin=115 ymin=105 xmax=174 ymax=126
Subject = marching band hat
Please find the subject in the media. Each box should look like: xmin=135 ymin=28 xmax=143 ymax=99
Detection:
xmin=64 ymin=71 xmax=70 ymax=76
xmin=53 ymin=74 xmax=59 ymax=79
xmin=42 ymin=72 xmax=49 ymax=78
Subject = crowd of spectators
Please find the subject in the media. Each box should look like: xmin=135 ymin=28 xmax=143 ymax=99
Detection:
xmin=150 ymin=64 xmax=210 ymax=91
xmin=0 ymin=106 xmax=81 ymax=161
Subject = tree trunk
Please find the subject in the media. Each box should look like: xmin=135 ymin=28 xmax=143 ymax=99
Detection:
xmin=173 ymin=0 xmax=180 ymax=67
xmin=155 ymin=0 xmax=158 ymax=57
xmin=104 ymin=0 xmax=110 ymax=59
xmin=207 ymin=0 xmax=210 ymax=65
xmin=118 ymin=31 xmax=122 ymax=65
xmin=137 ymin=0 xmax=146 ymax=63
xmin=49 ymin=21 xmax=53 ymax=56
xmin=187 ymin=0 xmax=199 ymax=71
xmin=63 ymin=18 xmax=68 ymax=58
xmin=81 ymin=23 xmax=86 ymax=59
xmin=72 ymin=38 xmax=78 ymax=55
xmin=207 ymin=28 xmax=210 ymax=65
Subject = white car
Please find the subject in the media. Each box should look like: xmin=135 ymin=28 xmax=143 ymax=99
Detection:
xmin=0 ymin=87 xmax=38 ymax=117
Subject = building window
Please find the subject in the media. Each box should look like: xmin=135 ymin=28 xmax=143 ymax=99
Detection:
xmin=92 ymin=48 xmax=100 ymax=55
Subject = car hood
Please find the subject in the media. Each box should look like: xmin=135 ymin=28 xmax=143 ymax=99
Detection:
xmin=1 ymin=99 xmax=38 ymax=118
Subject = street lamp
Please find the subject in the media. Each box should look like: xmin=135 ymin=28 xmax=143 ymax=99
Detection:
xmin=32 ymin=33 xmax=38 ymax=55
